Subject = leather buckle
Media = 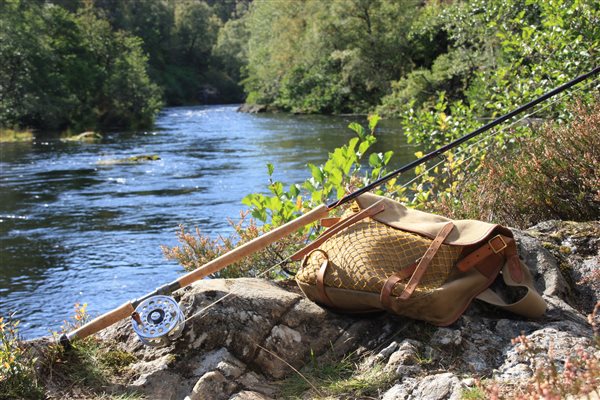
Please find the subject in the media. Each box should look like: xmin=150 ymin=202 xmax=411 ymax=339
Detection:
xmin=489 ymin=235 xmax=508 ymax=254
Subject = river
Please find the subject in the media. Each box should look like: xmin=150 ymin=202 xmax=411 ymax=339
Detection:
xmin=0 ymin=105 xmax=416 ymax=339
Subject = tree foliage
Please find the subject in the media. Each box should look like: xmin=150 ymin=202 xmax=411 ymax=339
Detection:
xmin=237 ymin=0 xmax=598 ymax=118
xmin=1 ymin=0 xmax=597 ymax=134
xmin=241 ymin=0 xmax=427 ymax=113
xmin=0 ymin=0 xmax=248 ymax=133
xmin=0 ymin=0 xmax=162 ymax=132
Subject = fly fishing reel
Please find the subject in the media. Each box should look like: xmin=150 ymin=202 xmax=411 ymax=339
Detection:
xmin=131 ymin=295 xmax=185 ymax=347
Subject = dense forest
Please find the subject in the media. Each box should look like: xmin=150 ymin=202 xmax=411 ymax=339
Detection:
xmin=0 ymin=0 xmax=597 ymax=133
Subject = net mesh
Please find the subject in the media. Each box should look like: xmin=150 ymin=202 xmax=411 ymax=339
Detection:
xmin=296 ymin=212 xmax=462 ymax=298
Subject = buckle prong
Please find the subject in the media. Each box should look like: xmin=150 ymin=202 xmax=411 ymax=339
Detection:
xmin=489 ymin=235 xmax=508 ymax=254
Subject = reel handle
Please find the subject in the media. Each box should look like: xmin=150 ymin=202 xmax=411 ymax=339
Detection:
xmin=61 ymin=301 xmax=135 ymax=345
xmin=177 ymin=204 xmax=330 ymax=287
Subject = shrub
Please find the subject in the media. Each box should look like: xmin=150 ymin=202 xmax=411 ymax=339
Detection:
xmin=452 ymin=96 xmax=599 ymax=227
xmin=161 ymin=212 xmax=306 ymax=278
xmin=163 ymin=116 xmax=399 ymax=277
xmin=0 ymin=315 xmax=43 ymax=399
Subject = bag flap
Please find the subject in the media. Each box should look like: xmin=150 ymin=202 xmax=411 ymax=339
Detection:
xmin=355 ymin=193 xmax=513 ymax=245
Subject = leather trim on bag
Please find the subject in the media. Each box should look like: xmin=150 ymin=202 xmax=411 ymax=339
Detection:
xmin=457 ymin=235 xmax=512 ymax=271
xmin=399 ymin=222 xmax=456 ymax=300
xmin=320 ymin=217 xmax=341 ymax=227
xmin=317 ymin=258 xmax=336 ymax=308
xmin=380 ymin=262 xmax=418 ymax=310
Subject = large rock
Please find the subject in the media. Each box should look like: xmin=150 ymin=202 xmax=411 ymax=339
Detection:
xmin=88 ymin=221 xmax=599 ymax=399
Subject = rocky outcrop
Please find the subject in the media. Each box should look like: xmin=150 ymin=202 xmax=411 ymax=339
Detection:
xmin=237 ymin=104 xmax=269 ymax=113
xmin=84 ymin=221 xmax=600 ymax=398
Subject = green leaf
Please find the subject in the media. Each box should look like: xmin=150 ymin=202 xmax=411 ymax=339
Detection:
xmin=289 ymin=184 xmax=300 ymax=198
xmin=358 ymin=140 xmax=372 ymax=156
xmin=347 ymin=137 xmax=359 ymax=154
xmin=269 ymin=181 xmax=284 ymax=197
xmin=331 ymin=148 xmax=345 ymax=167
xmin=368 ymin=114 xmax=380 ymax=132
xmin=329 ymin=168 xmax=343 ymax=186
xmin=308 ymin=163 xmax=324 ymax=184
xmin=241 ymin=195 xmax=254 ymax=207
xmin=343 ymin=156 xmax=356 ymax=175
xmin=268 ymin=196 xmax=282 ymax=211
xmin=369 ymin=153 xmax=383 ymax=168
xmin=266 ymin=163 xmax=274 ymax=177
xmin=371 ymin=167 xmax=381 ymax=179
xmin=348 ymin=122 xmax=365 ymax=139
xmin=383 ymin=150 xmax=394 ymax=165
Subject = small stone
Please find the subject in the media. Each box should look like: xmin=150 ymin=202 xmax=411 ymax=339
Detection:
xmin=386 ymin=340 xmax=421 ymax=370
xmin=187 ymin=370 xmax=235 ymax=400
xmin=411 ymin=372 xmax=462 ymax=400
xmin=430 ymin=328 xmax=462 ymax=347
xmin=229 ymin=390 xmax=274 ymax=400
xmin=377 ymin=341 xmax=399 ymax=361
xmin=381 ymin=378 xmax=418 ymax=400
xmin=461 ymin=377 xmax=477 ymax=387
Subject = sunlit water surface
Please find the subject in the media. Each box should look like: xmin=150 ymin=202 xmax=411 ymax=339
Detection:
xmin=0 ymin=105 xmax=416 ymax=338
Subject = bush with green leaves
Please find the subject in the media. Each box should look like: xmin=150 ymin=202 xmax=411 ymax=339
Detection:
xmin=241 ymin=115 xmax=396 ymax=227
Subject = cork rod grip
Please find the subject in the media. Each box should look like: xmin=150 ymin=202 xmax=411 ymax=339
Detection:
xmin=177 ymin=204 xmax=330 ymax=287
xmin=66 ymin=301 xmax=135 ymax=342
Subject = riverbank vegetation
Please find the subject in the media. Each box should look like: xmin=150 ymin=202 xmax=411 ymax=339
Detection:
xmin=0 ymin=0 xmax=246 ymax=134
xmin=2 ymin=1 xmax=599 ymax=397
xmin=2 ymin=0 xmax=597 ymax=134
xmin=239 ymin=0 xmax=598 ymax=117
xmin=0 ymin=129 xmax=33 ymax=143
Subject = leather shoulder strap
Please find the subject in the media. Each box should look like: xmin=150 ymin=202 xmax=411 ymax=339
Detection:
xmin=398 ymin=222 xmax=456 ymax=300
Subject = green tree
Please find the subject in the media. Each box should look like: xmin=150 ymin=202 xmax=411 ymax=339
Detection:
xmin=0 ymin=0 xmax=162 ymax=132
xmin=242 ymin=0 xmax=428 ymax=114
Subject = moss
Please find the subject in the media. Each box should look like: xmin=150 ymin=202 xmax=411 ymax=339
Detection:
xmin=97 ymin=154 xmax=161 ymax=165
xmin=559 ymin=246 xmax=572 ymax=255
xmin=542 ymin=241 xmax=560 ymax=251
xmin=0 ymin=129 xmax=34 ymax=142
xmin=168 ymin=354 xmax=177 ymax=364
xmin=99 ymin=348 xmax=137 ymax=375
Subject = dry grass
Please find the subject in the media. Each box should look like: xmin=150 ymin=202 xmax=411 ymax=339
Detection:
xmin=161 ymin=210 xmax=307 ymax=278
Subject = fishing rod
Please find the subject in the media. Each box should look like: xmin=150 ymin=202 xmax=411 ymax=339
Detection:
xmin=60 ymin=65 xmax=599 ymax=348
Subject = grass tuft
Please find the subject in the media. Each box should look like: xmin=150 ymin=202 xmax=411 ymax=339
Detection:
xmin=278 ymin=352 xmax=395 ymax=399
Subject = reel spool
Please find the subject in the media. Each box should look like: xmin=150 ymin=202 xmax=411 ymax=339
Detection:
xmin=131 ymin=295 xmax=185 ymax=347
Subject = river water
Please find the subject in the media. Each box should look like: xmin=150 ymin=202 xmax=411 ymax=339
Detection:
xmin=0 ymin=105 xmax=415 ymax=339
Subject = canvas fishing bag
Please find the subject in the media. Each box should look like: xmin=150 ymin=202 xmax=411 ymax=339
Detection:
xmin=293 ymin=193 xmax=546 ymax=326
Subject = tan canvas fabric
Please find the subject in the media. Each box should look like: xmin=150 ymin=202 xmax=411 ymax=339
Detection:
xmin=355 ymin=193 xmax=512 ymax=245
